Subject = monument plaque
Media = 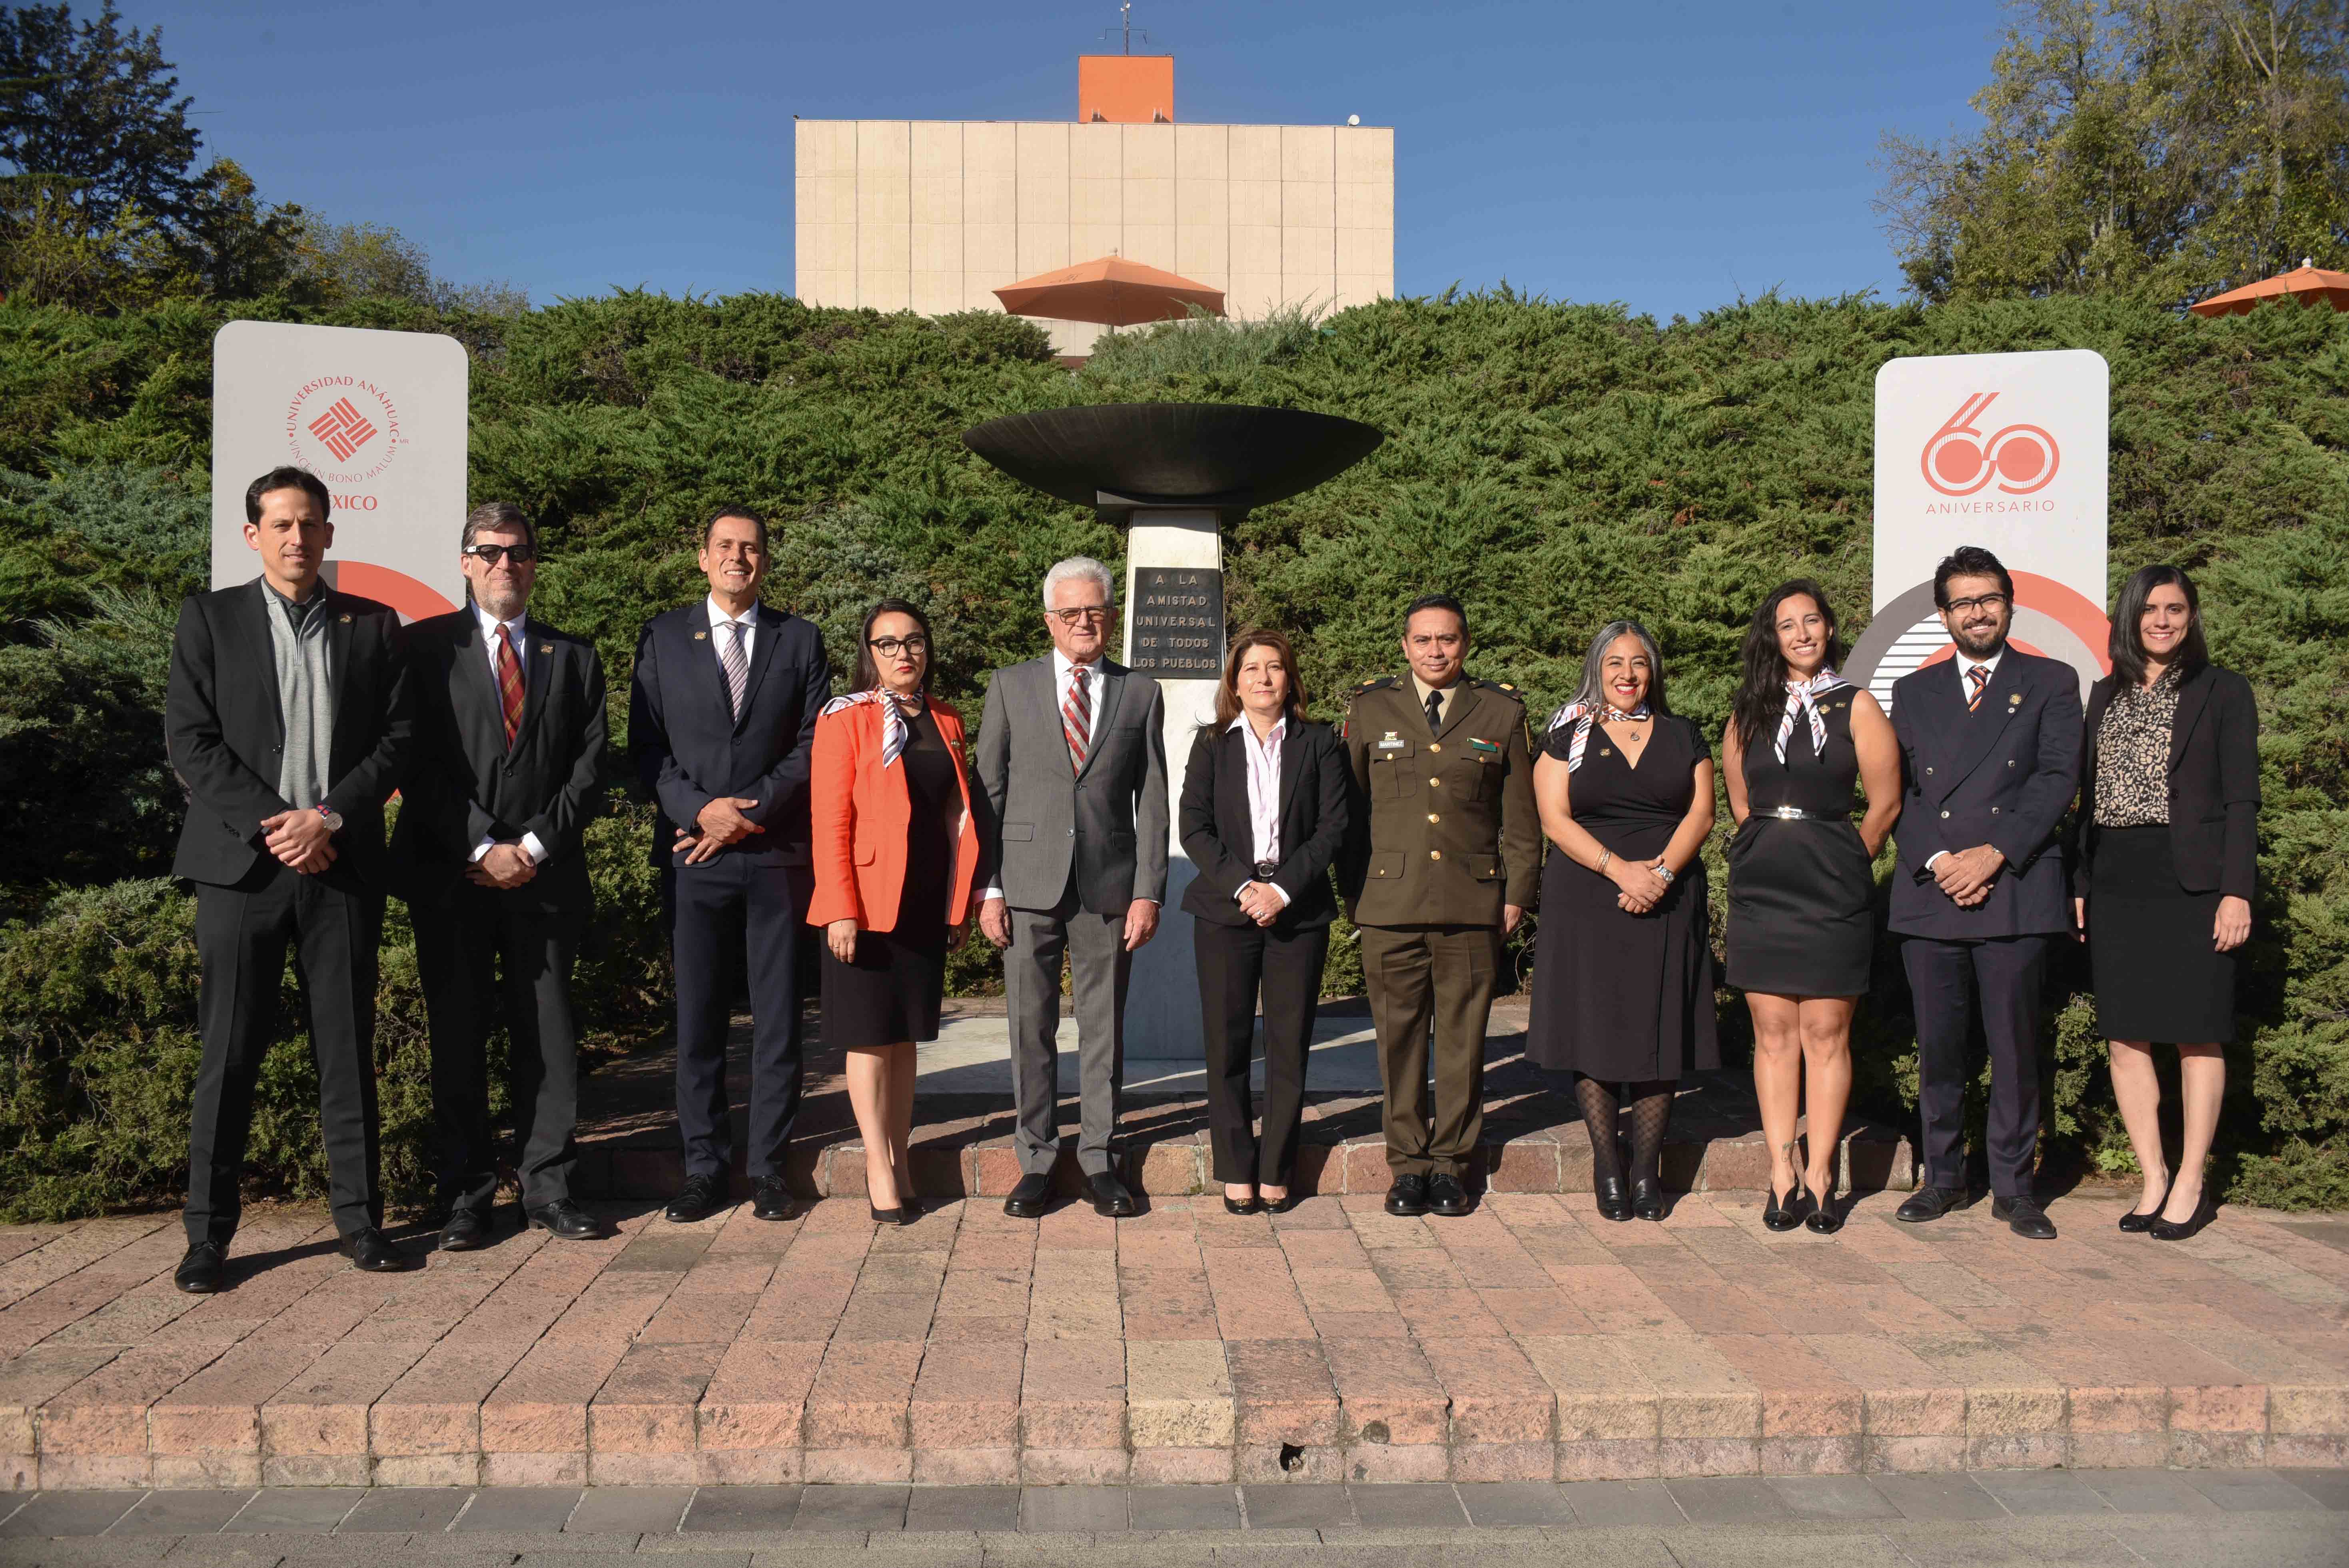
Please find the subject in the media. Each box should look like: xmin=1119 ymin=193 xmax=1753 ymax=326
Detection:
xmin=1127 ymin=566 xmax=1225 ymax=677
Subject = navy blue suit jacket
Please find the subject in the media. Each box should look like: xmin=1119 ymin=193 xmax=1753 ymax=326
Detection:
xmin=1888 ymin=648 xmax=2083 ymax=939
xmin=627 ymin=601 xmax=830 ymax=868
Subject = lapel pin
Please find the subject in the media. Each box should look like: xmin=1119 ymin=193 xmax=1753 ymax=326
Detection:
xmin=338 ymin=612 xmax=352 ymax=623
xmin=1599 ymin=747 xmax=1612 ymax=757
xmin=693 ymin=630 xmax=708 ymax=640
xmin=539 ymin=643 xmax=553 ymax=654
xmin=2008 ymin=693 xmax=2022 ymax=707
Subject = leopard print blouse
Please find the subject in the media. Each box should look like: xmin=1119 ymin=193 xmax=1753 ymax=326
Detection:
xmin=2094 ymin=666 xmax=2181 ymax=827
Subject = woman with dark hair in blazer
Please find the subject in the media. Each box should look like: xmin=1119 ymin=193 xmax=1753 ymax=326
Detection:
xmin=1180 ymin=628 xmax=1351 ymax=1214
xmin=809 ymin=599 xmax=989 ymax=1225
xmin=2075 ymin=565 xmax=2257 ymax=1241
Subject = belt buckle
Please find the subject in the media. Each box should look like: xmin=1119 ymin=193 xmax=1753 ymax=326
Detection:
xmin=1768 ymin=805 xmax=1804 ymax=821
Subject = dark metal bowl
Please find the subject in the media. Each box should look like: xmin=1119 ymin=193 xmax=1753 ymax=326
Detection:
xmin=962 ymin=403 xmax=1383 ymax=510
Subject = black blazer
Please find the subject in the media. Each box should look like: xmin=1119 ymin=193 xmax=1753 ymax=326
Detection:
xmin=628 ymin=600 xmax=830 ymax=868
xmin=164 ymin=579 xmax=412 ymax=892
xmin=2074 ymin=663 xmax=2259 ymax=901
xmin=390 ymin=608 xmax=610 ymax=911
xmin=1178 ymin=718 xmax=1350 ymax=930
xmin=1888 ymin=648 xmax=2083 ymax=939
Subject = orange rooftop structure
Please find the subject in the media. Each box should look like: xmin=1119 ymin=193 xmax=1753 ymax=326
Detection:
xmin=1080 ymin=54 xmax=1173 ymax=124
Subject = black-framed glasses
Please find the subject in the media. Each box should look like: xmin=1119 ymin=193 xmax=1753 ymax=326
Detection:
xmin=867 ymin=635 xmax=930 ymax=657
xmin=464 ymin=543 xmax=537 ymax=566
xmin=1943 ymin=593 xmax=2008 ymax=615
xmin=1048 ymin=606 xmax=1110 ymax=626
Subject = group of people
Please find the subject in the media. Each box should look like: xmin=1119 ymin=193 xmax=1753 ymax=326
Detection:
xmin=162 ymin=464 xmax=2257 ymax=1295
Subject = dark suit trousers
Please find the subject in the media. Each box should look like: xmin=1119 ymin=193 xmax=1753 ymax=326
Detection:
xmin=1195 ymin=919 xmax=1328 ymax=1185
xmin=185 ymin=859 xmax=383 ymax=1245
xmin=1359 ymin=923 xmax=1499 ymax=1178
xmin=671 ymin=855 xmax=811 ymax=1181
xmin=415 ymin=882 xmax=585 ymax=1215
xmin=1902 ymin=935 xmax=2049 ymax=1197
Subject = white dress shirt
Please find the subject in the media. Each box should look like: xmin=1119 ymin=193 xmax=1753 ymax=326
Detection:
xmin=471 ymin=603 xmax=547 ymax=866
xmin=978 ymin=650 xmax=1154 ymax=906
xmin=1231 ymin=713 xmax=1290 ymax=908
xmin=1924 ymin=646 xmax=2007 ymax=871
xmin=707 ymin=594 xmax=757 ymax=670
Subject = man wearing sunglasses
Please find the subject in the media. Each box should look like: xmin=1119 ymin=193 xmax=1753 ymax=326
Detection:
xmin=1888 ymin=545 xmax=2083 ymax=1241
xmin=974 ymin=556 xmax=1168 ymax=1219
xmin=392 ymin=503 xmax=610 ymax=1249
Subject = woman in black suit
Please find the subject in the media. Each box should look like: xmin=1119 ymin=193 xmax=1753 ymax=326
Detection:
xmin=2075 ymin=565 xmax=2258 ymax=1241
xmin=1180 ymin=628 xmax=1351 ymax=1215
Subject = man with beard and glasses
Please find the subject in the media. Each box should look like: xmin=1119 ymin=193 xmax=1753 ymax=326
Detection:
xmin=1888 ymin=546 xmax=2083 ymax=1240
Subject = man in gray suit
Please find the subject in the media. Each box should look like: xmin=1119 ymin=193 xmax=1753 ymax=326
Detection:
xmin=977 ymin=556 xmax=1170 ymax=1218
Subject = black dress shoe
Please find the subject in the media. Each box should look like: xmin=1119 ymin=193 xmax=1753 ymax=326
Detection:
xmin=1385 ymin=1173 xmax=1430 ymax=1217
xmin=2118 ymin=1179 xmax=2171 ymax=1233
xmin=525 ymin=1199 xmax=602 ymax=1241
xmin=1004 ymin=1172 xmax=1053 ymax=1219
xmin=2149 ymin=1191 xmax=2215 ymax=1241
xmin=1629 ymin=1176 xmax=1666 ymax=1221
xmin=751 ymin=1177 xmax=798 ymax=1223
xmin=665 ymin=1172 xmax=726 ymax=1224
xmin=439 ymin=1209 xmax=490 ymax=1251
xmin=1426 ymin=1173 xmax=1472 ymax=1217
xmin=339 ymin=1227 xmax=409 ymax=1272
xmin=1991 ymin=1194 xmax=2058 ymax=1240
xmin=1593 ymin=1176 xmax=1631 ymax=1223
xmin=1263 ymin=1191 xmax=1301 ymax=1215
xmin=1895 ymin=1184 xmax=1970 ymax=1223
xmin=1223 ymin=1191 xmax=1264 ymax=1215
xmin=174 ymin=1241 xmax=226 ymax=1294
xmin=1085 ymin=1171 xmax=1137 ymax=1218
xmin=1762 ymin=1183 xmax=1802 ymax=1232
xmin=1803 ymin=1188 xmax=1844 ymax=1235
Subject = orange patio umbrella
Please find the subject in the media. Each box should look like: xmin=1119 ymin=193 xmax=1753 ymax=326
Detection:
xmin=2189 ymin=259 xmax=2349 ymax=317
xmin=993 ymin=255 xmax=1225 ymax=327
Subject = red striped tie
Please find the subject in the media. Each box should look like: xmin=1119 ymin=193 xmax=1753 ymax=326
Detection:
xmin=497 ymin=624 xmax=525 ymax=746
xmin=1063 ymin=665 xmax=1092 ymax=775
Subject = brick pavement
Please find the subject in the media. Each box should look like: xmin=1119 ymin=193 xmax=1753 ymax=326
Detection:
xmin=2 ymin=1185 xmax=2345 ymax=1492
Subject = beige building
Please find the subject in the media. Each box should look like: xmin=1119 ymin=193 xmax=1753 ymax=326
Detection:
xmin=794 ymin=78 xmax=1394 ymax=353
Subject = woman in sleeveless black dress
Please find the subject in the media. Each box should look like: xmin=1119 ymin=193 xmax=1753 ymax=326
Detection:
xmin=1527 ymin=621 xmax=1717 ymax=1222
xmin=1721 ymin=582 xmax=1900 ymax=1233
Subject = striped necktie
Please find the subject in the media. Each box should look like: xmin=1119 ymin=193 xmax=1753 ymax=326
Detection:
xmin=1966 ymin=662 xmax=1989 ymax=712
xmin=1063 ymin=665 xmax=1092 ymax=775
xmin=720 ymin=619 xmax=749 ymax=721
xmin=495 ymin=624 xmax=525 ymax=746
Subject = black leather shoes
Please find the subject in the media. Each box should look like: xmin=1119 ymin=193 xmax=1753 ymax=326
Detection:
xmin=1629 ymin=1176 xmax=1667 ymax=1221
xmin=526 ymin=1199 xmax=602 ymax=1241
xmin=2149 ymin=1191 xmax=2215 ymax=1241
xmin=439 ymin=1209 xmax=490 ymax=1251
xmin=1086 ymin=1171 xmax=1137 ymax=1218
xmin=1895 ymin=1184 xmax=1971 ymax=1223
xmin=174 ymin=1241 xmax=226 ymax=1294
xmin=339 ymin=1227 xmax=409 ymax=1272
xmin=665 ymin=1172 xmax=726 ymax=1224
xmin=1763 ymin=1183 xmax=1803 ymax=1232
xmin=2119 ymin=1179 xmax=2171 ymax=1233
xmin=1593 ymin=1176 xmax=1631 ymax=1223
xmin=1427 ymin=1173 xmax=1472 ymax=1217
xmin=1992 ymin=1194 xmax=2058 ymax=1240
xmin=1385 ymin=1173 xmax=1430 ymax=1217
xmin=751 ymin=1177 xmax=798 ymax=1223
xmin=1223 ymin=1191 xmax=1264 ymax=1215
xmin=1004 ymin=1172 xmax=1053 ymax=1219
xmin=1804 ymin=1189 xmax=1844 ymax=1234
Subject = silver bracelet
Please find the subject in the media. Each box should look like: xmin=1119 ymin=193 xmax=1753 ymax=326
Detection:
xmin=1597 ymin=850 xmax=1613 ymax=873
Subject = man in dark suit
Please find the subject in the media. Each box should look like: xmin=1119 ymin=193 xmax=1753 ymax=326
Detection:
xmin=975 ymin=556 xmax=1169 ymax=1219
xmin=165 ymin=467 xmax=413 ymax=1292
xmin=1888 ymin=545 xmax=2084 ymax=1240
xmin=629 ymin=507 xmax=830 ymax=1224
xmin=392 ymin=502 xmax=609 ymax=1251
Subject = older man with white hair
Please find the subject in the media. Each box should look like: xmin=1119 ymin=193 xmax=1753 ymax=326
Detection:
xmin=976 ymin=556 xmax=1170 ymax=1218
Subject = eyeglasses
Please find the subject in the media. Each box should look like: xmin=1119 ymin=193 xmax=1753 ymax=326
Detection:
xmin=1048 ymin=606 xmax=1110 ymax=626
xmin=867 ymin=635 xmax=929 ymax=657
xmin=1942 ymin=593 xmax=2009 ymax=615
xmin=464 ymin=544 xmax=536 ymax=566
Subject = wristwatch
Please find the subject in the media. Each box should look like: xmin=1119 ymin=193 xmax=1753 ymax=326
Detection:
xmin=315 ymin=804 xmax=344 ymax=834
xmin=1650 ymin=861 xmax=1675 ymax=884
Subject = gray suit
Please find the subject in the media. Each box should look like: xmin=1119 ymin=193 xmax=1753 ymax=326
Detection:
xmin=976 ymin=654 xmax=1170 ymax=1176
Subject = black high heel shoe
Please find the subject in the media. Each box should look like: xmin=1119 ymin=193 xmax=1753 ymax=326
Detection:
xmin=2149 ymin=1189 xmax=2215 ymax=1241
xmin=1223 ymin=1190 xmax=1263 ymax=1215
xmin=869 ymin=1203 xmax=917 ymax=1226
xmin=1629 ymin=1176 xmax=1666 ymax=1222
xmin=1802 ymin=1185 xmax=1843 ymax=1234
xmin=1593 ymin=1176 xmax=1632 ymax=1223
xmin=1763 ymin=1181 xmax=1803 ymax=1232
xmin=2118 ymin=1177 xmax=2171 ymax=1234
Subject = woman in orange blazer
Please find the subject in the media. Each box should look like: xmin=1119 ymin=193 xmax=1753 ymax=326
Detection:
xmin=809 ymin=599 xmax=989 ymax=1224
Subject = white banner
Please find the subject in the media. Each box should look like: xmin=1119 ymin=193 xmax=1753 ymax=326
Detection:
xmin=1849 ymin=348 xmax=2112 ymax=706
xmin=211 ymin=320 xmax=469 ymax=620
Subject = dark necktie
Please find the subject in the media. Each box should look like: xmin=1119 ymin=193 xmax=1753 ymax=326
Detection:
xmin=1064 ymin=666 xmax=1092 ymax=774
xmin=1425 ymin=687 xmax=1443 ymax=736
xmin=1966 ymin=663 xmax=1989 ymax=713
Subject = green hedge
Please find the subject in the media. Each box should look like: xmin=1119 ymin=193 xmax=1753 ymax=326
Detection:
xmin=0 ymin=286 xmax=2343 ymax=1214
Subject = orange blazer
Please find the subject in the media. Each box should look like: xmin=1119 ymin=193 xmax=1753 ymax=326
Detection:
xmin=807 ymin=694 xmax=984 ymax=933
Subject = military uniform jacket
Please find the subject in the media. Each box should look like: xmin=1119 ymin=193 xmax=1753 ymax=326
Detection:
xmin=1337 ymin=676 xmax=1540 ymax=928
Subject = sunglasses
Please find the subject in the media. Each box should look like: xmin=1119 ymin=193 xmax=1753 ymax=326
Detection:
xmin=464 ymin=543 xmax=537 ymax=566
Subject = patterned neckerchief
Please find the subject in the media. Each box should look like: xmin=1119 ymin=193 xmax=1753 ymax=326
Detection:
xmin=822 ymin=688 xmax=924 ymax=768
xmin=1545 ymin=699 xmax=1652 ymax=772
xmin=1775 ymin=668 xmax=1849 ymax=764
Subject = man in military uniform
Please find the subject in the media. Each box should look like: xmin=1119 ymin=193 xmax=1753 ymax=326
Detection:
xmin=1338 ymin=593 xmax=1540 ymax=1217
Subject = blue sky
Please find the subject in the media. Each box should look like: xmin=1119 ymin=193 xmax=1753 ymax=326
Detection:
xmin=133 ymin=0 xmax=2006 ymax=319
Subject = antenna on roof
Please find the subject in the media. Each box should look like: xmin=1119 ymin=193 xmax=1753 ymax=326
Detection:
xmin=1098 ymin=1 xmax=1147 ymax=54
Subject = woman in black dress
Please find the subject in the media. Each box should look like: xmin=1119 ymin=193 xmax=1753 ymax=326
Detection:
xmin=1721 ymin=582 xmax=1900 ymax=1233
xmin=2075 ymin=565 xmax=2258 ymax=1241
xmin=808 ymin=600 xmax=988 ymax=1225
xmin=1527 ymin=620 xmax=1717 ymax=1221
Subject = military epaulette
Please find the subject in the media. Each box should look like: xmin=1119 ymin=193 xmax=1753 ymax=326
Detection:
xmin=1473 ymin=677 xmax=1526 ymax=702
xmin=1349 ymin=676 xmax=1399 ymax=699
